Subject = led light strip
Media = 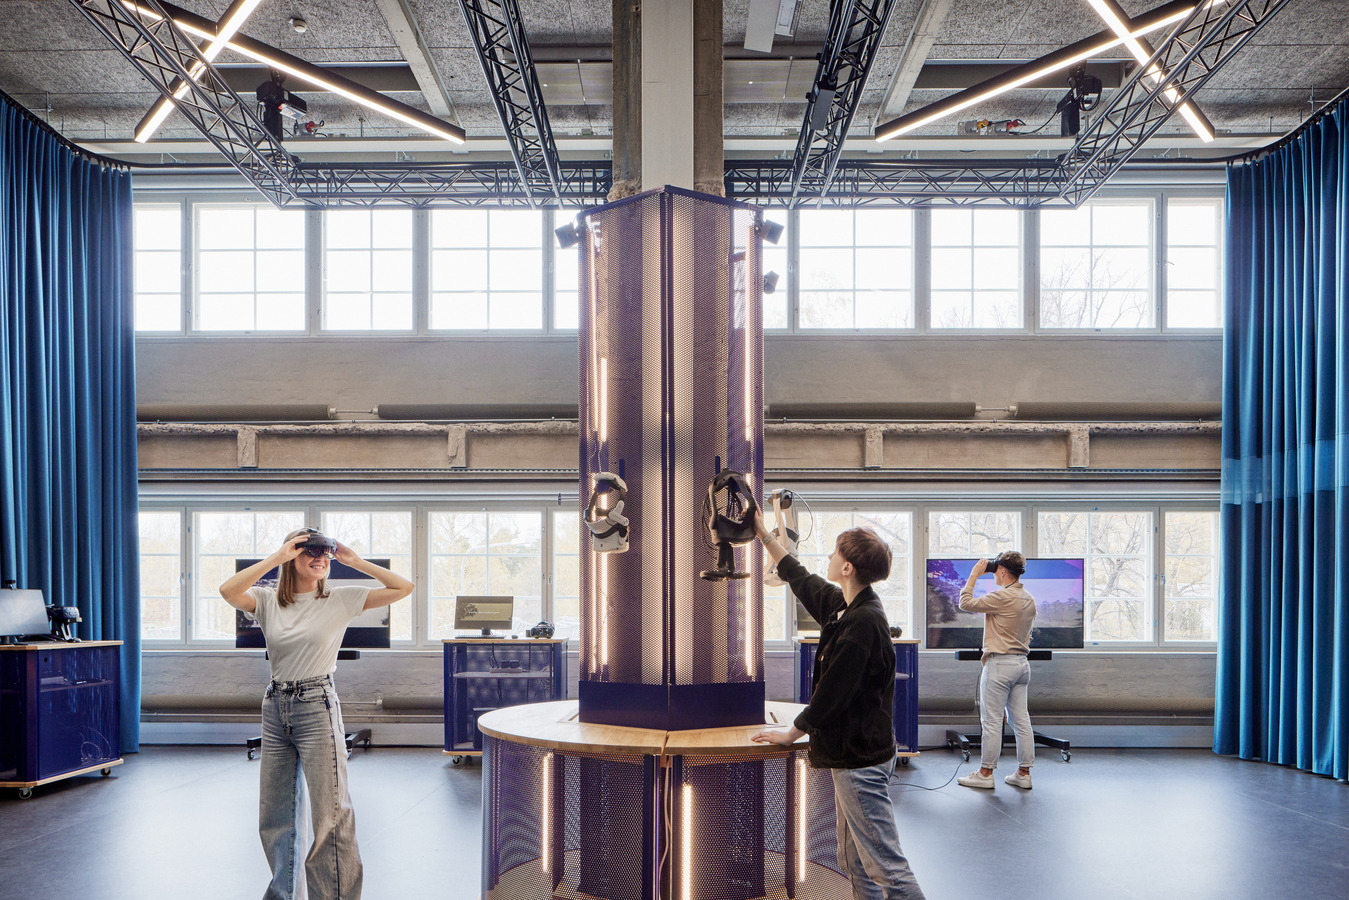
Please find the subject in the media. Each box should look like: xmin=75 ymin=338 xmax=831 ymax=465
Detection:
xmin=134 ymin=0 xmax=263 ymax=142
xmin=120 ymin=0 xmax=465 ymax=143
xmin=875 ymin=0 xmax=1226 ymax=141
xmin=1086 ymin=0 xmax=1214 ymax=142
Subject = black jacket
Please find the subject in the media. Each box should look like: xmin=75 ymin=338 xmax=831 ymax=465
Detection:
xmin=780 ymin=554 xmax=896 ymax=769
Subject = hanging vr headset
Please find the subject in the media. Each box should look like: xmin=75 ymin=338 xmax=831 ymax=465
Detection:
xmin=584 ymin=472 xmax=630 ymax=553
xmin=699 ymin=469 xmax=759 ymax=581
xmin=763 ymin=489 xmax=800 ymax=587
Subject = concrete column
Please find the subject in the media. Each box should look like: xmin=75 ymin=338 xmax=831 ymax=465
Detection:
xmin=640 ymin=1 xmax=695 ymax=190
xmin=610 ymin=0 xmax=641 ymax=200
xmin=693 ymin=0 xmax=724 ymax=196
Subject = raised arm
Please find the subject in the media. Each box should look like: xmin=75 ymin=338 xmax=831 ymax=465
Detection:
xmin=219 ymin=536 xmax=307 ymax=613
xmin=331 ymin=543 xmax=415 ymax=610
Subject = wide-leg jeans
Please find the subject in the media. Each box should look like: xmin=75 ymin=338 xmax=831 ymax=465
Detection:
xmin=830 ymin=757 xmax=927 ymax=900
xmin=978 ymin=653 xmax=1034 ymax=771
xmin=259 ymin=675 xmax=362 ymax=900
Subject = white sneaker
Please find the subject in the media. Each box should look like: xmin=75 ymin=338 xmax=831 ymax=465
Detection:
xmin=1004 ymin=771 xmax=1032 ymax=789
xmin=957 ymin=770 xmax=995 ymax=789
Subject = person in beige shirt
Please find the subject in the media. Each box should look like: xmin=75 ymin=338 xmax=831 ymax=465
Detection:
xmin=954 ymin=552 xmax=1038 ymax=790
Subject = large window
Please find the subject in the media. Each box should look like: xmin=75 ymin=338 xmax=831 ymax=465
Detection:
xmin=1038 ymin=510 xmax=1153 ymax=642
xmin=761 ymin=214 xmax=791 ymax=329
xmin=321 ymin=511 xmax=415 ymax=640
xmin=138 ymin=510 xmax=182 ymax=640
xmin=428 ymin=510 xmax=542 ymax=638
xmin=195 ymin=205 xmax=306 ymax=331
xmin=929 ymin=208 xmax=1021 ymax=329
xmin=193 ymin=510 xmax=304 ymax=640
xmin=1163 ymin=510 xmax=1219 ymax=641
xmin=323 ymin=209 xmax=414 ymax=330
xmin=430 ymin=210 xmax=544 ymax=329
xmin=550 ymin=509 xmax=582 ymax=641
xmin=1040 ymin=200 xmax=1154 ymax=329
xmin=1166 ymin=198 xmax=1224 ymax=328
xmin=798 ymin=208 xmax=913 ymax=329
xmin=928 ymin=509 xmax=1021 ymax=557
xmin=133 ymin=204 xmax=182 ymax=332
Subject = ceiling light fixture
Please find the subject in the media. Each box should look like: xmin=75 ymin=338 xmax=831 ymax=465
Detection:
xmin=121 ymin=0 xmax=466 ymax=144
xmin=134 ymin=0 xmax=265 ymax=143
xmin=1084 ymin=0 xmax=1214 ymax=142
xmin=874 ymin=0 xmax=1225 ymax=141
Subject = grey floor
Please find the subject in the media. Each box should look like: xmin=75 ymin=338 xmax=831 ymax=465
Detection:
xmin=1 ymin=745 xmax=1344 ymax=899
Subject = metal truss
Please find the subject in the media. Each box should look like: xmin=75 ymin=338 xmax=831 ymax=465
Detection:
xmin=728 ymin=159 xmax=1071 ymax=208
xmin=1058 ymin=0 xmax=1292 ymax=204
xmin=457 ymin=0 xmax=562 ymax=206
xmin=287 ymin=161 xmax=611 ymax=208
xmin=66 ymin=0 xmax=297 ymax=205
xmin=788 ymin=0 xmax=898 ymax=203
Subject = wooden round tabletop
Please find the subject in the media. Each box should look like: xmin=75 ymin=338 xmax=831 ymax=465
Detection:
xmin=476 ymin=699 xmax=810 ymax=756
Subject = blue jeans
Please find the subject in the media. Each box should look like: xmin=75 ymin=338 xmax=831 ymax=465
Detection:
xmin=830 ymin=757 xmax=927 ymax=900
xmin=259 ymin=675 xmax=362 ymax=900
xmin=978 ymin=653 xmax=1034 ymax=771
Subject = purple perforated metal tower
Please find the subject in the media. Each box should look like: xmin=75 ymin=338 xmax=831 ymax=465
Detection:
xmin=575 ymin=186 xmax=766 ymax=730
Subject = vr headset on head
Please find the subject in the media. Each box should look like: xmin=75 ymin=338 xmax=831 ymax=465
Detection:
xmin=297 ymin=528 xmax=337 ymax=559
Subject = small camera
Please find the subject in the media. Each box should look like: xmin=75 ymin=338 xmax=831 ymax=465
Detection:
xmin=526 ymin=621 xmax=555 ymax=639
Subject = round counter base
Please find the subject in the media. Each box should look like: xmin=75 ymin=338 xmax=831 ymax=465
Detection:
xmin=479 ymin=701 xmax=852 ymax=900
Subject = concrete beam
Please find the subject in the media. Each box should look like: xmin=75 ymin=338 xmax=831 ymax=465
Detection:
xmin=372 ymin=0 xmax=459 ymax=121
xmin=874 ymin=0 xmax=955 ymax=125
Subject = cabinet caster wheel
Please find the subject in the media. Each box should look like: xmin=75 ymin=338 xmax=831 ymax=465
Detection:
xmin=1062 ymin=751 xmax=1071 ymax=762
xmin=19 ymin=788 xmax=32 ymax=799
xmin=450 ymin=756 xmax=464 ymax=766
xmin=962 ymin=750 xmax=970 ymax=763
xmin=248 ymin=749 xmax=257 ymax=761
xmin=101 ymin=768 xmax=112 ymax=776
xmin=899 ymin=757 xmax=911 ymax=767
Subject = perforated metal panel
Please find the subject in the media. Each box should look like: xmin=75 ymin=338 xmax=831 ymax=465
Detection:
xmin=576 ymin=187 xmax=765 ymax=730
xmin=482 ymin=738 xmax=849 ymax=900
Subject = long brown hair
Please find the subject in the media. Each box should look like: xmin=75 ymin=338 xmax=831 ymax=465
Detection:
xmin=277 ymin=528 xmax=332 ymax=608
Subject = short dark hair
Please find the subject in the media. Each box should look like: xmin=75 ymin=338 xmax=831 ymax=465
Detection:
xmin=835 ymin=527 xmax=892 ymax=585
xmin=996 ymin=550 xmax=1026 ymax=578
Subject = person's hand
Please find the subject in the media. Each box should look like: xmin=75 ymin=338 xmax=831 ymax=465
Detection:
xmin=274 ymin=535 xmax=308 ymax=564
xmin=752 ymin=509 xmax=773 ymax=543
xmin=970 ymin=558 xmax=988 ymax=579
xmin=750 ymin=728 xmax=797 ymax=747
xmin=333 ymin=540 xmax=360 ymax=567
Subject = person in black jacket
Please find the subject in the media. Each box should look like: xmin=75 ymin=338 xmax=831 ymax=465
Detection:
xmin=751 ymin=515 xmax=927 ymax=900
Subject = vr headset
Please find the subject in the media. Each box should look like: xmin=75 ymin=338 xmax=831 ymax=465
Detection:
xmin=297 ymin=528 xmax=337 ymax=559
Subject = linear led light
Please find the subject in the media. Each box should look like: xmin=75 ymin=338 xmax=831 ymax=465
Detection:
xmin=1086 ymin=0 xmax=1214 ymax=142
xmin=120 ymin=0 xmax=466 ymax=144
xmin=875 ymin=0 xmax=1224 ymax=141
xmin=134 ymin=0 xmax=263 ymax=143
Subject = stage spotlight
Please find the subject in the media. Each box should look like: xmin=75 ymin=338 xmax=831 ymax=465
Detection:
xmin=555 ymin=220 xmax=583 ymax=249
xmin=1056 ymin=64 xmax=1102 ymax=137
xmin=758 ymin=219 xmax=784 ymax=245
xmin=763 ymin=271 xmax=780 ymax=294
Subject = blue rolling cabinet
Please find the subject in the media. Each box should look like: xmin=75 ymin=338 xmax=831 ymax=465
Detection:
xmin=443 ymin=638 xmax=567 ymax=764
xmin=794 ymin=637 xmax=920 ymax=763
xmin=0 ymin=641 xmax=123 ymax=798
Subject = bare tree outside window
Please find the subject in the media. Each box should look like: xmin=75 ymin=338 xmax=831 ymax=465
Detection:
xmin=928 ymin=511 xmax=1020 ymax=558
xmin=1040 ymin=201 xmax=1154 ymax=329
xmin=194 ymin=511 xmax=305 ymax=640
xmin=781 ymin=510 xmax=913 ymax=636
xmin=322 ymin=511 xmax=415 ymax=641
xmin=139 ymin=511 xmax=182 ymax=640
xmin=1039 ymin=511 xmax=1152 ymax=641
xmin=1164 ymin=511 xmax=1219 ymax=641
xmin=429 ymin=511 xmax=542 ymax=638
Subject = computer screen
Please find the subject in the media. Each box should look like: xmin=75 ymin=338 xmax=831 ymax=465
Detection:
xmin=925 ymin=558 xmax=1085 ymax=650
xmin=794 ymin=599 xmax=820 ymax=636
xmin=453 ymin=595 xmax=514 ymax=636
xmin=0 ymin=589 xmax=50 ymax=640
xmin=234 ymin=558 xmax=392 ymax=649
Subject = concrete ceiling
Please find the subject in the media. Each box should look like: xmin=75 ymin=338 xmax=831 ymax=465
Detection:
xmin=0 ymin=0 xmax=1344 ymax=161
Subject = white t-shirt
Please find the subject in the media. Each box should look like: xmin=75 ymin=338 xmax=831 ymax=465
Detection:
xmin=250 ymin=584 xmax=371 ymax=682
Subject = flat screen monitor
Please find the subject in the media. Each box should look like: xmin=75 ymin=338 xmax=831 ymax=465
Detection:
xmin=0 ymin=589 xmax=50 ymax=642
xmin=794 ymin=600 xmax=821 ymax=636
xmin=454 ymin=595 xmax=514 ymax=637
xmin=234 ymin=558 xmax=392 ymax=650
xmin=926 ymin=558 xmax=1085 ymax=650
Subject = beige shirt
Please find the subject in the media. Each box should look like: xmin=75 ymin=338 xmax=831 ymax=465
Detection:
xmin=958 ymin=581 xmax=1037 ymax=662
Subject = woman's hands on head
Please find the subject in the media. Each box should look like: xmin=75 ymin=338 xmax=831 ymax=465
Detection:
xmin=333 ymin=540 xmax=360 ymax=567
xmin=274 ymin=535 xmax=308 ymax=564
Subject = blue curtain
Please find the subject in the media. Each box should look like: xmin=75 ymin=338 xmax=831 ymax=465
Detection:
xmin=1218 ymin=98 xmax=1349 ymax=780
xmin=0 ymin=94 xmax=141 ymax=752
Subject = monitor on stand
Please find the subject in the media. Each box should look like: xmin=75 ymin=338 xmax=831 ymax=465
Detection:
xmin=453 ymin=596 xmax=515 ymax=638
xmin=0 ymin=589 xmax=52 ymax=645
xmin=794 ymin=599 xmax=820 ymax=637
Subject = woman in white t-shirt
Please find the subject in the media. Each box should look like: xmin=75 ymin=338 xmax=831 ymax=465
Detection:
xmin=220 ymin=528 xmax=414 ymax=900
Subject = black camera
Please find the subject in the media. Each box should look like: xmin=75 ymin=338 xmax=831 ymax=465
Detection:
xmin=526 ymin=621 xmax=555 ymax=639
